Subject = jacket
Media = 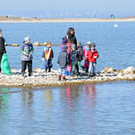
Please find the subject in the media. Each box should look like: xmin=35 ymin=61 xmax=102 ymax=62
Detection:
xmin=0 ymin=37 xmax=6 ymax=54
xmin=42 ymin=47 xmax=53 ymax=60
xmin=71 ymin=50 xmax=79 ymax=64
xmin=65 ymin=34 xmax=77 ymax=46
xmin=20 ymin=43 xmax=34 ymax=61
xmin=86 ymin=49 xmax=99 ymax=63
xmin=77 ymin=46 xmax=83 ymax=61
xmin=57 ymin=50 xmax=69 ymax=68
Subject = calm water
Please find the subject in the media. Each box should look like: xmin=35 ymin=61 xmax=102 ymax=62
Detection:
xmin=0 ymin=22 xmax=135 ymax=134
xmin=0 ymin=22 xmax=135 ymax=70
xmin=0 ymin=82 xmax=135 ymax=135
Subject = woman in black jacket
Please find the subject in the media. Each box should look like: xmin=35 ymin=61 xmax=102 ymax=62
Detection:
xmin=0 ymin=29 xmax=6 ymax=72
xmin=65 ymin=27 xmax=77 ymax=47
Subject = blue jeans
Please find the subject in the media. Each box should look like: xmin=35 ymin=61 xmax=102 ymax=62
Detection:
xmin=89 ymin=62 xmax=96 ymax=74
xmin=60 ymin=67 xmax=66 ymax=76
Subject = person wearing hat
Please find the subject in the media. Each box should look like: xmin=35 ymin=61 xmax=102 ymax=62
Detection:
xmin=0 ymin=29 xmax=6 ymax=73
xmin=60 ymin=38 xmax=68 ymax=52
xmin=77 ymin=41 xmax=84 ymax=70
xmin=20 ymin=36 xmax=34 ymax=77
xmin=57 ymin=45 xmax=69 ymax=81
xmin=71 ymin=44 xmax=80 ymax=76
xmin=86 ymin=43 xmax=99 ymax=77
xmin=66 ymin=43 xmax=72 ymax=76
xmin=83 ymin=41 xmax=91 ymax=73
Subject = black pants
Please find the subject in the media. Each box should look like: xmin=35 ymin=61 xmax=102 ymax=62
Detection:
xmin=21 ymin=60 xmax=32 ymax=73
xmin=0 ymin=53 xmax=3 ymax=72
xmin=72 ymin=61 xmax=79 ymax=74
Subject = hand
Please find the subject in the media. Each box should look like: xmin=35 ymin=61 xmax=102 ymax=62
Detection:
xmin=94 ymin=56 xmax=97 ymax=58
xmin=42 ymin=58 xmax=45 ymax=61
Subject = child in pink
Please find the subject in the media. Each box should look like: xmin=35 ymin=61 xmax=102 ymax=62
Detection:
xmin=66 ymin=43 xmax=72 ymax=76
xmin=83 ymin=41 xmax=91 ymax=73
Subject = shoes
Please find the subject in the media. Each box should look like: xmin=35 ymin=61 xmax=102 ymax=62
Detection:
xmin=48 ymin=68 xmax=51 ymax=72
xmin=21 ymin=72 xmax=25 ymax=77
xmin=62 ymin=76 xmax=66 ymax=81
xmin=76 ymin=72 xmax=80 ymax=76
xmin=58 ymin=75 xmax=61 ymax=81
xmin=28 ymin=72 xmax=32 ymax=76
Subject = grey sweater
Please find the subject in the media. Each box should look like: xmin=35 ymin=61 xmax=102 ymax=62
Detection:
xmin=20 ymin=43 xmax=34 ymax=61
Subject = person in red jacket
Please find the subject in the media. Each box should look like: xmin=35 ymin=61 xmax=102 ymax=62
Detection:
xmin=86 ymin=43 xmax=99 ymax=77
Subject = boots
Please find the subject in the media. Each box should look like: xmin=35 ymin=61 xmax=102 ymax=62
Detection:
xmin=62 ymin=76 xmax=66 ymax=81
xmin=48 ymin=68 xmax=51 ymax=72
xmin=28 ymin=72 xmax=32 ymax=76
xmin=58 ymin=75 xmax=61 ymax=81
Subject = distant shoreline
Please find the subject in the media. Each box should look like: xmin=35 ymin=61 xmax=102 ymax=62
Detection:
xmin=0 ymin=17 xmax=135 ymax=23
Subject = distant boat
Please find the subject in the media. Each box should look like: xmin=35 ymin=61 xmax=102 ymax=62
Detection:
xmin=114 ymin=24 xmax=118 ymax=27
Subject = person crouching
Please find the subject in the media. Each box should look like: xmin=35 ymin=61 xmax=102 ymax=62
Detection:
xmin=42 ymin=42 xmax=53 ymax=72
xmin=58 ymin=45 xmax=69 ymax=81
xmin=20 ymin=36 xmax=34 ymax=77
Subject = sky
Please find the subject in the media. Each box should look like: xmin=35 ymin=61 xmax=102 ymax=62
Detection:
xmin=0 ymin=0 xmax=135 ymax=18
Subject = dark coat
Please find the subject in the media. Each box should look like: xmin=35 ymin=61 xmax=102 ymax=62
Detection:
xmin=57 ymin=50 xmax=69 ymax=68
xmin=77 ymin=46 xmax=83 ymax=61
xmin=71 ymin=50 xmax=79 ymax=65
xmin=65 ymin=34 xmax=77 ymax=46
xmin=0 ymin=37 xmax=6 ymax=54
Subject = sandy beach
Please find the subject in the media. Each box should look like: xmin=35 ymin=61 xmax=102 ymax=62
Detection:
xmin=0 ymin=16 xmax=135 ymax=23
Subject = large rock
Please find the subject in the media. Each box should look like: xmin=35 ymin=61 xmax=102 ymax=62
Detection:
xmin=104 ymin=67 xmax=116 ymax=73
xmin=123 ymin=66 xmax=135 ymax=74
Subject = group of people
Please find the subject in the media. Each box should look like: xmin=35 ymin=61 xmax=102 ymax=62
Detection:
xmin=0 ymin=27 xmax=99 ymax=80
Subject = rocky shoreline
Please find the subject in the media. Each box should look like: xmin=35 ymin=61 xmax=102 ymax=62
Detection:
xmin=0 ymin=66 xmax=135 ymax=88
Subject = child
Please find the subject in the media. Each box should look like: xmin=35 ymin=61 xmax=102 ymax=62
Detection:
xmin=42 ymin=42 xmax=53 ymax=72
xmin=66 ymin=43 xmax=72 ymax=76
xmin=0 ymin=29 xmax=6 ymax=73
xmin=83 ymin=41 xmax=91 ymax=73
xmin=57 ymin=45 xmax=69 ymax=81
xmin=71 ymin=44 xmax=80 ymax=76
xmin=77 ymin=41 xmax=84 ymax=70
xmin=60 ymin=38 xmax=68 ymax=52
xmin=20 ymin=36 xmax=34 ymax=77
xmin=86 ymin=43 xmax=99 ymax=77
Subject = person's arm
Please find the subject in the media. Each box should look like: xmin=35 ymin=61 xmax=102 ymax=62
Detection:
xmin=52 ymin=49 xmax=54 ymax=58
xmin=0 ymin=37 xmax=6 ymax=53
xmin=29 ymin=44 xmax=34 ymax=56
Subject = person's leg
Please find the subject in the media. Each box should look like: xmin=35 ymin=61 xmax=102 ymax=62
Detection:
xmin=75 ymin=63 xmax=80 ymax=75
xmin=45 ymin=59 xmax=48 ymax=72
xmin=58 ymin=67 xmax=62 ymax=81
xmin=88 ymin=62 xmax=92 ymax=77
xmin=62 ymin=67 xmax=66 ymax=80
xmin=28 ymin=60 xmax=32 ymax=76
xmin=0 ymin=54 xmax=3 ymax=72
xmin=21 ymin=61 xmax=27 ymax=76
xmin=48 ymin=59 xmax=52 ymax=72
xmin=93 ymin=63 xmax=96 ymax=76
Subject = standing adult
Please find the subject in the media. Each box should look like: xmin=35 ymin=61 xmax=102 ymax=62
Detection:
xmin=65 ymin=27 xmax=77 ymax=47
xmin=0 ymin=29 xmax=6 ymax=72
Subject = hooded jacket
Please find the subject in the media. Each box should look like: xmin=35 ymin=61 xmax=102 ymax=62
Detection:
xmin=65 ymin=34 xmax=77 ymax=46
xmin=86 ymin=49 xmax=99 ymax=63
xmin=0 ymin=37 xmax=6 ymax=54
xmin=20 ymin=43 xmax=34 ymax=61
xmin=57 ymin=49 xmax=69 ymax=68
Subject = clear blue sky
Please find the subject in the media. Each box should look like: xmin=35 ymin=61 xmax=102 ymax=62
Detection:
xmin=0 ymin=0 xmax=135 ymax=18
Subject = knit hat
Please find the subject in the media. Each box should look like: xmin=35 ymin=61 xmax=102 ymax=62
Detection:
xmin=62 ymin=38 xmax=68 ymax=44
xmin=87 ymin=41 xmax=91 ymax=45
xmin=67 ymin=43 xmax=72 ymax=48
xmin=24 ymin=36 xmax=30 ymax=42
xmin=91 ymin=43 xmax=96 ymax=47
xmin=72 ymin=44 xmax=76 ymax=49
xmin=62 ymin=45 xmax=68 ymax=50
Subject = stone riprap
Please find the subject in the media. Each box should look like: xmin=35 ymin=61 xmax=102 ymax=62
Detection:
xmin=0 ymin=66 xmax=135 ymax=88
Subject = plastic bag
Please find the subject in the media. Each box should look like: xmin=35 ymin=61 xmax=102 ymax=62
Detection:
xmin=1 ymin=54 xmax=11 ymax=75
